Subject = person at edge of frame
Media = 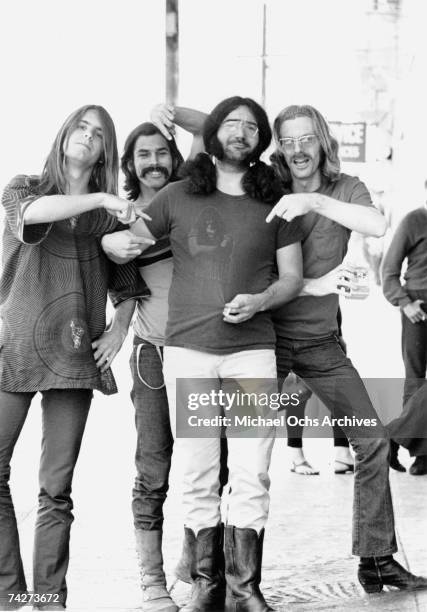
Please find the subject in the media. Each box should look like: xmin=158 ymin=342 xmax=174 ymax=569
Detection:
xmin=386 ymin=379 xmax=427 ymax=473
xmin=381 ymin=179 xmax=427 ymax=476
xmin=267 ymin=103 xmax=427 ymax=594
xmin=0 ymin=105 xmax=150 ymax=611
xmin=280 ymin=306 xmax=355 ymax=475
xmin=93 ymin=104 xmax=213 ymax=612
xmin=103 ymin=96 xmax=304 ymax=612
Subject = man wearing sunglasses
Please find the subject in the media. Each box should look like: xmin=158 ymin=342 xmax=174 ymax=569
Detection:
xmin=268 ymin=104 xmax=427 ymax=593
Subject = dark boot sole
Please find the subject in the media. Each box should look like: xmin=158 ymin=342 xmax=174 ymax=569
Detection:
xmin=225 ymin=595 xmax=273 ymax=611
xmin=359 ymin=578 xmax=427 ymax=593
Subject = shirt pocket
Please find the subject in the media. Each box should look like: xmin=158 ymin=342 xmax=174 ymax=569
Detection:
xmin=311 ymin=222 xmax=343 ymax=261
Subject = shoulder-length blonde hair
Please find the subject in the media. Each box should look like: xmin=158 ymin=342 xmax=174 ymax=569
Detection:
xmin=270 ymin=104 xmax=340 ymax=188
xmin=39 ymin=104 xmax=118 ymax=195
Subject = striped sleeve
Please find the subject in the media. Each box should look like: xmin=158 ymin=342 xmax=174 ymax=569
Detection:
xmin=1 ymin=175 xmax=52 ymax=244
xmin=108 ymin=259 xmax=151 ymax=307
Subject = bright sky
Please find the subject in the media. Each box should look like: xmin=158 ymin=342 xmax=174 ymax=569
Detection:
xmin=179 ymin=0 xmax=369 ymax=119
xmin=0 ymin=0 xmax=426 ymax=199
xmin=0 ymin=0 xmax=165 ymax=187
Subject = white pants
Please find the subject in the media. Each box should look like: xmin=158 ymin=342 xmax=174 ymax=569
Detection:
xmin=163 ymin=346 xmax=277 ymax=534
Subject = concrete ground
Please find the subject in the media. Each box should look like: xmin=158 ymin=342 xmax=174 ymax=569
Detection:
xmin=5 ymin=285 xmax=427 ymax=611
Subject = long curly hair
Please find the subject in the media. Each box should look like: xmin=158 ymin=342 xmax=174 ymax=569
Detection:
xmin=39 ymin=105 xmax=118 ymax=196
xmin=270 ymin=105 xmax=340 ymax=189
xmin=121 ymin=122 xmax=184 ymax=201
xmin=181 ymin=96 xmax=283 ymax=204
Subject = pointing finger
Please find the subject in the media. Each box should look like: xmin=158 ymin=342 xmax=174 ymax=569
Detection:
xmin=130 ymin=236 xmax=156 ymax=246
xmin=266 ymin=208 xmax=279 ymax=223
xmin=135 ymin=211 xmax=152 ymax=221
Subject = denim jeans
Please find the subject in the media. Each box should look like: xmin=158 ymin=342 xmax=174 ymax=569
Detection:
xmin=284 ymin=381 xmax=349 ymax=449
xmin=401 ymin=289 xmax=427 ymax=405
xmin=0 ymin=389 xmax=91 ymax=609
xmin=276 ymin=334 xmax=397 ymax=557
xmin=130 ymin=337 xmax=173 ymax=531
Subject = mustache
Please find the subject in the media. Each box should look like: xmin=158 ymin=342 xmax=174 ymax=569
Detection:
xmin=229 ymin=137 xmax=250 ymax=147
xmin=291 ymin=154 xmax=312 ymax=163
xmin=140 ymin=165 xmax=170 ymax=179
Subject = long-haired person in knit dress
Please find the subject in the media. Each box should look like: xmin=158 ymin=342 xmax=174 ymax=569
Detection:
xmin=0 ymin=105 xmax=148 ymax=611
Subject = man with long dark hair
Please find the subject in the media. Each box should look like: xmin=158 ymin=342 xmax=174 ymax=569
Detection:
xmin=99 ymin=109 xmax=206 ymax=612
xmin=0 ymin=105 xmax=146 ymax=610
xmin=268 ymin=104 xmax=427 ymax=592
xmin=124 ymin=96 xmax=303 ymax=612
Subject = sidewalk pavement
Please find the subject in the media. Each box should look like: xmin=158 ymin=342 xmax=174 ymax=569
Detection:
xmin=7 ymin=285 xmax=427 ymax=611
xmin=9 ymin=397 xmax=427 ymax=611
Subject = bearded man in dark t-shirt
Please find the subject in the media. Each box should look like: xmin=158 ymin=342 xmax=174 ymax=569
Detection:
xmin=268 ymin=104 xmax=427 ymax=593
xmin=129 ymin=97 xmax=303 ymax=612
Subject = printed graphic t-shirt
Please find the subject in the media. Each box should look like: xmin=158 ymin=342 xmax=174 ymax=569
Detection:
xmin=273 ymin=173 xmax=374 ymax=340
xmin=144 ymin=179 xmax=303 ymax=354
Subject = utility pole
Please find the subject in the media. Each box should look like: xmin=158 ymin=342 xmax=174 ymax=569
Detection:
xmin=166 ymin=0 xmax=179 ymax=105
xmin=237 ymin=2 xmax=269 ymax=107
xmin=261 ymin=2 xmax=267 ymax=108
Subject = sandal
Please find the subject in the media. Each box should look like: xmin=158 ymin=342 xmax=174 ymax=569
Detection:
xmin=291 ymin=460 xmax=320 ymax=475
xmin=334 ymin=459 xmax=354 ymax=474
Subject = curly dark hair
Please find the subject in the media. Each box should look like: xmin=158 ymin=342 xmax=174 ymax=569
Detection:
xmin=121 ymin=122 xmax=184 ymax=201
xmin=180 ymin=97 xmax=283 ymax=204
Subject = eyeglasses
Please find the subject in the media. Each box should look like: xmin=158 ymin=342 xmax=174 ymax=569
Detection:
xmin=221 ymin=119 xmax=259 ymax=137
xmin=279 ymin=134 xmax=318 ymax=152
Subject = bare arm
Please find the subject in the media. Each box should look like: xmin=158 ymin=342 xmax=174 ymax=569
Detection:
xmin=223 ymin=242 xmax=303 ymax=324
xmin=266 ymin=192 xmax=386 ymax=237
xmin=24 ymin=192 xmax=134 ymax=225
xmin=101 ymin=214 xmax=158 ymax=264
xmin=151 ymin=103 xmax=207 ymax=137
xmin=101 ymin=188 xmax=170 ymax=262
xmin=260 ymin=242 xmax=303 ymax=310
xmin=174 ymin=106 xmax=208 ymax=135
xmin=150 ymin=103 xmax=207 ymax=159
xmin=300 ymin=264 xmax=358 ymax=297
xmin=101 ymin=227 xmax=156 ymax=264
xmin=314 ymin=193 xmax=386 ymax=236
xmin=92 ymin=299 xmax=136 ymax=372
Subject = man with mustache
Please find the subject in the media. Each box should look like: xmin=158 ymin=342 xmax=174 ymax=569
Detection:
xmin=268 ymin=103 xmax=427 ymax=593
xmin=95 ymin=109 xmax=206 ymax=612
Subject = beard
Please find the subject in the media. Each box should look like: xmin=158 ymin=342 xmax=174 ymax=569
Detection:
xmin=221 ymin=138 xmax=254 ymax=167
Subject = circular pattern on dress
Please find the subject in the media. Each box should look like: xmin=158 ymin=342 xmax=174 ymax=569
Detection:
xmin=40 ymin=222 xmax=98 ymax=260
xmin=33 ymin=292 xmax=96 ymax=379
